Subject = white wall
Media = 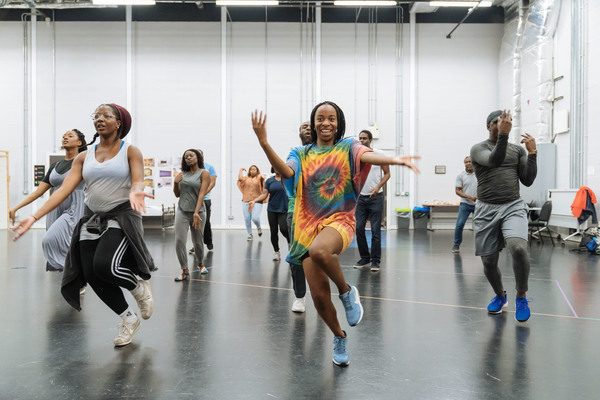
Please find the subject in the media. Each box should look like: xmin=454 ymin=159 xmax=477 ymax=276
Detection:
xmin=1 ymin=18 xmax=506 ymax=229
xmin=586 ymin=0 xmax=600 ymax=190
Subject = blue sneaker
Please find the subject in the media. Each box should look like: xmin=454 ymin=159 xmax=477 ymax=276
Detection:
xmin=339 ymin=285 xmax=364 ymax=326
xmin=515 ymin=297 xmax=531 ymax=322
xmin=487 ymin=291 xmax=507 ymax=314
xmin=332 ymin=332 xmax=349 ymax=366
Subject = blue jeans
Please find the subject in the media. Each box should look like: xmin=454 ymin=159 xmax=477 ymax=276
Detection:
xmin=454 ymin=202 xmax=475 ymax=247
xmin=242 ymin=202 xmax=263 ymax=235
xmin=355 ymin=192 xmax=384 ymax=263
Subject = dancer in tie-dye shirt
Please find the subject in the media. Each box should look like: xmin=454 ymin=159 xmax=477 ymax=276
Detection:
xmin=251 ymin=101 xmax=419 ymax=367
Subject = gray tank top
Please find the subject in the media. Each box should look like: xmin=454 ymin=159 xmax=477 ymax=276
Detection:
xmin=82 ymin=141 xmax=131 ymax=213
xmin=178 ymin=169 xmax=205 ymax=212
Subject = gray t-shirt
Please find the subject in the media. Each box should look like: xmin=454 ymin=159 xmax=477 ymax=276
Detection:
xmin=470 ymin=134 xmax=537 ymax=204
xmin=178 ymin=169 xmax=205 ymax=213
xmin=455 ymin=170 xmax=477 ymax=206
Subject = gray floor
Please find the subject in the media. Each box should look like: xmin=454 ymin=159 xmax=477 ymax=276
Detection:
xmin=1 ymin=228 xmax=600 ymax=399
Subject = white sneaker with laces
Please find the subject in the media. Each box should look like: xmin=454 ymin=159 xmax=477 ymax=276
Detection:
xmin=247 ymin=234 xmax=253 ymax=241
xmin=133 ymin=280 xmax=154 ymax=320
xmin=273 ymin=251 xmax=281 ymax=261
xmin=114 ymin=316 xmax=141 ymax=347
xmin=292 ymin=297 xmax=306 ymax=313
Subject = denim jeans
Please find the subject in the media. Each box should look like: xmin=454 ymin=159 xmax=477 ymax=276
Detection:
xmin=453 ymin=202 xmax=475 ymax=246
xmin=355 ymin=192 xmax=384 ymax=262
xmin=242 ymin=202 xmax=263 ymax=235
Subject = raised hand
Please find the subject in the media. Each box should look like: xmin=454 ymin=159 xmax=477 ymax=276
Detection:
xmin=12 ymin=216 xmax=35 ymax=241
xmin=498 ymin=109 xmax=512 ymax=134
xmin=251 ymin=110 xmax=268 ymax=145
xmin=520 ymin=133 xmax=537 ymax=153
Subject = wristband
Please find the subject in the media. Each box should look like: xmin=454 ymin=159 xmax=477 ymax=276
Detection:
xmin=32 ymin=215 xmax=38 ymax=221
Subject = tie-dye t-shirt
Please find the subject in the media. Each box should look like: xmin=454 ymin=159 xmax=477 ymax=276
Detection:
xmin=284 ymin=138 xmax=372 ymax=265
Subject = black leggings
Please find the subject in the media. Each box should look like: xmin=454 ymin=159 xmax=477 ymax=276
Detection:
xmin=267 ymin=211 xmax=289 ymax=252
xmin=80 ymin=228 xmax=137 ymax=315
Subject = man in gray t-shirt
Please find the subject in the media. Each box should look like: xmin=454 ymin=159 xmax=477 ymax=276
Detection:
xmin=470 ymin=109 xmax=537 ymax=323
xmin=452 ymin=156 xmax=477 ymax=253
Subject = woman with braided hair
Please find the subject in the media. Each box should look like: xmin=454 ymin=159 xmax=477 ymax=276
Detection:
xmin=13 ymin=103 xmax=155 ymax=348
xmin=10 ymin=129 xmax=87 ymax=272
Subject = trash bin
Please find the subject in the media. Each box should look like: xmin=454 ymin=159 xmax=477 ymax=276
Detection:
xmin=412 ymin=207 xmax=430 ymax=230
xmin=395 ymin=208 xmax=411 ymax=230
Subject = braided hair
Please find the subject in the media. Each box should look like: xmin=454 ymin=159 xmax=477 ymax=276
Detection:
xmin=71 ymin=129 xmax=88 ymax=153
xmin=309 ymin=101 xmax=346 ymax=145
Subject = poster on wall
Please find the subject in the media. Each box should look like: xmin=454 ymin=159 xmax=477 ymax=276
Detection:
xmin=143 ymin=158 xmax=155 ymax=167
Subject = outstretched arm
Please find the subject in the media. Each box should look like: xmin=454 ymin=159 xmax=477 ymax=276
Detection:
xmin=360 ymin=151 xmax=421 ymax=174
xmin=251 ymin=110 xmax=294 ymax=179
xmin=13 ymin=153 xmax=86 ymax=240
xmin=9 ymin=182 xmax=52 ymax=224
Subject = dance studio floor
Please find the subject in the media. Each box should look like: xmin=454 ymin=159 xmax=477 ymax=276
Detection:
xmin=1 ymin=228 xmax=600 ymax=399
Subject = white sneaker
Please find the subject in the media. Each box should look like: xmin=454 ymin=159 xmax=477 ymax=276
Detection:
xmin=114 ymin=316 xmax=141 ymax=347
xmin=273 ymin=251 xmax=281 ymax=261
xmin=133 ymin=280 xmax=154 ymax=320
xmin=247 ymin=234 xmax=253 ymax=241
xmin=292 ymin=297 xmax=306 ymax=313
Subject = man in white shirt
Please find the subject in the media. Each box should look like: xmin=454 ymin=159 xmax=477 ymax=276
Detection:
xmin=354 ymin=130 xmax=390 ymax=271
xmin=452 ymin=156 xmax=477 ymax=253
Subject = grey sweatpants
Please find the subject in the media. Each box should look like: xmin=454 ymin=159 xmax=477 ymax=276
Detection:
xmin=175 ymin=208 xmax=206 ymax=270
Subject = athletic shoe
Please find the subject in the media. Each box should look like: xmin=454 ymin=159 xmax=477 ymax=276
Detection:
xmin=291 ymin=297 xmax=306 ymax=313
xmin=174 ymin=272 xmax=190 ymax=282
xmin=79 ymin=286 xmax=86 ymax=295
xmin=273 ymin=251 xmax=281 ymax=261
xmin=114 ymin=316 xmax=141 ymax=347
xmin=200 ymin=266 xmax=208 ymax=274
xmin=452 ymin=245 xmax=460 ymax=253
xmin=188 ymin=248 xmax=195 ymax=254
xmin=515 ymin=297 xmax=531 ymax=322
xmin=134 ymin=280 xmax=154 ymax=320
xmin=353 ymin=259 xmax=370 ymax=269
xmin=487 ymin=291 xmax=508 ymax=314
xmin=207 ymin=243 xmax=214 ymax=251
xmin=339 ymin=285 xmax=364 ymax=326
xmin=247 ymin=234 xmax=253 ymax=241
xmin=332 ymin=332 xmax=349 ymax=367
xmin=370 ymin=261 xmax=381 ymax=272
xmin=258 ymin=228 xmax=263 ymax=237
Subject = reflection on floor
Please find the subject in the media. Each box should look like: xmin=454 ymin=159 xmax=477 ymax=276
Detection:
xmin=1 ymin=229 xmax=600 ymax=399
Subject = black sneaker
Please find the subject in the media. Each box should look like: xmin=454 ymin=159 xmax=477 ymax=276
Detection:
xmin=451 ymin=245 xmax=460 ymax=254
xmin=207 ymin=243 xmax=214 ymax=251
xmin=188 ymin=248 xmax=195 ymax=254
xmin=370 ymin=261 xmax=380 ymax=272
xmin=353 ymin=259 xmax=370 ymax=269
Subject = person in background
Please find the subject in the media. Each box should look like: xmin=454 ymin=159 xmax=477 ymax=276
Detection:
xmin=13 ymin=103 xmax=155 ymax=347
xmin=353 ymin=129 xmax=390 ymax=272
xmin=250 ymin=167 xmax=290 ymax=261
xmin=174 ymin=149 xmax=210 ymax=280
xmin=452 ymin=156 xmax=477 ymax=254
xmin=189 ymin=149 xmax=217 ymax=255
xmin=10 ymin=129 xmax=87 ymax=272
xmin=251 ymin=102 xmax=419 ymax=367
xmin=470 ymin=109 xmax=537 ymax=323
xmin=238 ymin=165 xmax=265 ymax=241
xmin=287 ymin=121 xmax=312 ymax=313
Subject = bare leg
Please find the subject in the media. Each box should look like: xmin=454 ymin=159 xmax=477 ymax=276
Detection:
xmin=307 ymin=226 xmax=349 ymax=295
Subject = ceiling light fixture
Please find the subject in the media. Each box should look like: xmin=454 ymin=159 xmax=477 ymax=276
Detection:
xmin=216 ymin=0 xmax=279 ymax=6
xmin=334 ymin=1 xmax=397 ymax=6
xmin=92 ymin=0 xmax=155 ymax=4
xmin=429 ymin=1 xmax=492 ymax=7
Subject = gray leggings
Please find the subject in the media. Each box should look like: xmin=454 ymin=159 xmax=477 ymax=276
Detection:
xmin=175 ymin=208 xmax=206 ymax=269
xmin=481 ymin=237 xmax=530 ymax=296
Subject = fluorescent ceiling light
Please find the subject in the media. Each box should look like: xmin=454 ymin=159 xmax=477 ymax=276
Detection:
xmin=429 ymin=1 xmax=492 ymax=7
xmin=92 ymin=0 xmax=155 ymax=4
xmin=334 ymin=1 xmax=397 ymax=6
xmin=216 ymin=0 xmax=279 ymax=5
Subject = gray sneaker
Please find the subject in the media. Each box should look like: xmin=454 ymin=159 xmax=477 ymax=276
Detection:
xmin=452 ymin=245 xmax=460 ymax=253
